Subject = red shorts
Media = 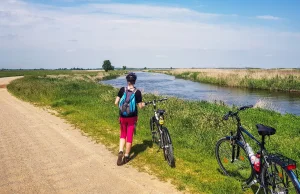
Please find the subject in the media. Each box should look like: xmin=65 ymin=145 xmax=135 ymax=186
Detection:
xmin=119 ymin=116 xmax=137 ymax=143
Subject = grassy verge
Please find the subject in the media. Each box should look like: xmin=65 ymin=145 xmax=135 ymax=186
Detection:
xmin=156 ymin=69 xmax=300 ymax=92
xmin=7 ymin=76 xmax=300 ymax=193
xmin=0 ymin=70 xmax=84 ymax=78
xmin=0 ymin=69 xmax=127 ymax=82
xmin=0 ymin=69 xmax=128 ymax=78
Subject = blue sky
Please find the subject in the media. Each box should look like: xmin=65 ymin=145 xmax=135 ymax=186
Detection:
xmin=1 ymin=0 xmax=300 ymax=69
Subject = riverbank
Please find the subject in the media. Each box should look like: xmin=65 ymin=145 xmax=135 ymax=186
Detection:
xmin=7 ymin=74 xmax=300 ymax=193
xmin=153 ymin=69 xmax=300 ymax=92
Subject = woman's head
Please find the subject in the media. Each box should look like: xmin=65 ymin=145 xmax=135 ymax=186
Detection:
xmin=126 ymin=72 xmax=137 ymax=85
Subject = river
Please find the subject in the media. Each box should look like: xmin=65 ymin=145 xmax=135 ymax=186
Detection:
xmin=101 ymin=72 xmax=300 ymax=115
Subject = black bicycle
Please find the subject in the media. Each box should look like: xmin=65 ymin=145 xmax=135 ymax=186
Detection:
xmin=215 ymin=105 xmax=300 ymax=193
xmin=145 ymin=98 xmax=175 ymax=168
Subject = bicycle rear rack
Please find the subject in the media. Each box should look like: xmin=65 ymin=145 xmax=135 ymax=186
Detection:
xmin=268 ymin=153 xmax=297 ymax=171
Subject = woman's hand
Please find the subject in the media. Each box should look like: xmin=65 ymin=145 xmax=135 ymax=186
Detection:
xmin=115 ymin=96 xmax=120 ymax=107
xmin=138 ymin=102 xmax=145 ymax=109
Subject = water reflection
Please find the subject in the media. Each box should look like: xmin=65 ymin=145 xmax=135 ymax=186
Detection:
xmin=101 ymin=72 xmax=300 ymax=115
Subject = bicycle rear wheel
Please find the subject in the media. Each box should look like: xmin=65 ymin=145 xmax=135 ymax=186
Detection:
xmin=161 ymin=127 xmax=175 ymax=168
xmin=261 ymin=159 xmax=300 ymax=194
xmin=215 ymin=137 xmax=254 ymax=184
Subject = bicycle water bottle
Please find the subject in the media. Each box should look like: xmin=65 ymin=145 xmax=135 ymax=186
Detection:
xmin=253 ymin=153 xmax=261 ymax=173
xmin=245 ymin=143 xmax=256 ymax=164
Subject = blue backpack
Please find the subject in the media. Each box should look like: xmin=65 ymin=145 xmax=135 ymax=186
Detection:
xmin=119 ymin=87 xmax=137 ymax=117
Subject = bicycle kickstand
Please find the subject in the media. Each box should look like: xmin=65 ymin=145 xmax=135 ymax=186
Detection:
xmin=255 ymin=185 xmax=264 ymax=194
xmin=157 ymin=144 xmax=162 ymax=152
xmin=157 ymin=141 xmax=162 ymax=153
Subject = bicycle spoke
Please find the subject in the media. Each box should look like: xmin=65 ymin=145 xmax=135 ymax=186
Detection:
xmin=216 ymin=138 xmax=253 ymax=183
xmin=263 ymin=162 xmax=298 ymax=194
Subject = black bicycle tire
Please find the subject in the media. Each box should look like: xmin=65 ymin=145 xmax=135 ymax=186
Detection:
xmin=215 ymin=137 xmax=254 ymax=184
xmin=261 ymin=159 xmax=300 ymax=194
xmin=149 ymin=117 xmax=158 ymax=143
xmin=161 ymin=127 xmax=175 ymax=168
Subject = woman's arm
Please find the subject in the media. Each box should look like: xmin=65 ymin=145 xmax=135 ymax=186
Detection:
xmin=115 ymin=87 xmax=124 ymax=107
xmin=136 ymin=90 xmax=145 ymax=109
xmin=115 ymin=96 xmax=120 ymax=107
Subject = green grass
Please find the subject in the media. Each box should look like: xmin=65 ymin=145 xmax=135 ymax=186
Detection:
xmin=7 ymin=76 xmax=300 ymax=194
xmin=0 ymin=70 xmax=86 ymax=78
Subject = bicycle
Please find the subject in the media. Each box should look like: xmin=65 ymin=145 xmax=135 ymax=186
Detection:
xmin=145 ymin=98 xmax=175 ymax=168
xmin=215 ymin=105 xmax=300 ymax=193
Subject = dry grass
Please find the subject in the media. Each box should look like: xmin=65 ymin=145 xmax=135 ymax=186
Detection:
xmin=160 ymin=68 xmax=300 ymax=90
xmin=46 ymin=72 xmax=107 ymax=82
xmin=172 ymin=68 xmax=300 ymax=80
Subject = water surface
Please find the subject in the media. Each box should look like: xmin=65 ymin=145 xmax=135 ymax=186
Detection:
xmin=102 ymin=72 xmax=300 ymax=115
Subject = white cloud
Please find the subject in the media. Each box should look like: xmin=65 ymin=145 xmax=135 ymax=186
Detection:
xmin=86 ymin=3 xmax=222 ymax=20
xmin=0 ymin=0 xmax=299 ymax=68
xmin=155 ymin=55 xmax=168 ymax=58
xmin=265 ymin=54 xmax=273 ymax=57
xmin=0 ymin=33 xmax=20 ymax=39
xmin=256 ymin=15 xmax=281 ymax=20
xmin=66 ymin=49 xmax=76 ymax=52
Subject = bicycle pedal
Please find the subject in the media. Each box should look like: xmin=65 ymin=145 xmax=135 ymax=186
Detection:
xmin=242 ymin=179 xmax=257 ymax=190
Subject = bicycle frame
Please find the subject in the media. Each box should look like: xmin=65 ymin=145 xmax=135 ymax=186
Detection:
xmin=226 ymin=110 xmax=300 ymax=192
xmin=229 ymin=126 xmax=269 ymax=177
xmin=149 ymin=100 xmax=166 ymax=149
xmin=219 ymin=105 xmax=300 ymax=193
xmin=291 ymin=171 xmax=300 ymax=190
xmin=227 ymin=113 xmax=269 ymax=179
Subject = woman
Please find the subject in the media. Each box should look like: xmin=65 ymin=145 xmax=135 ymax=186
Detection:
xmin=114 ymin=72 xmax=144 ymax=166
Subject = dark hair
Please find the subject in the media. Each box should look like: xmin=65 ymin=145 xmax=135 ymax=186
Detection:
xmin=126 ymin=72 xmax=137 ymax=84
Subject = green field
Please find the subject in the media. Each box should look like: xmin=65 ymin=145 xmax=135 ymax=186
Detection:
xmin=7 ymin=75 xmax=300 ymax=194
xmin=0 ymin=70 xmax=87 ymax=78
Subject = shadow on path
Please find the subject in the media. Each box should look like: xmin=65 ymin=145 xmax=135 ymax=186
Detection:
xmin=130 ymin=140 xmax=153 ymax=161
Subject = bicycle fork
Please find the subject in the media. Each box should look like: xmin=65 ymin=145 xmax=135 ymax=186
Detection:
xmin=229 ymin=131 xmax=237 ymax=163
xmin=157 ymin=127 xmax=163 ymax=152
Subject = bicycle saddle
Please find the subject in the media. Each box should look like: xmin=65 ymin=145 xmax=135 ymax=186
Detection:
xmin=256 ymin=124 xmax=276 ymax=136
xmin=157 ymin=109 xmax=165 ymax=115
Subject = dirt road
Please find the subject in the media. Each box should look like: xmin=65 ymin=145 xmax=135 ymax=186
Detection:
xmin=0 ymin=76 xmax=23 ymax=88
xmin=0 ymin=77 xmax=180 ymax=194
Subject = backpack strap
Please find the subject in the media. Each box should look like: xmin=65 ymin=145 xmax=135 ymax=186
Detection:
xmin=132 ymin=88 xmax=137 ymax=94
xmin=126 ymin=86 xmax=137 ymax=93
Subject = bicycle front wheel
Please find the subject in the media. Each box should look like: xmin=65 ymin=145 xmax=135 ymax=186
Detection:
xmin=150 ymin=117 xmax=159 ymax=143
xmin=161 ymin=127 xmax=175 ymax=168
xmin=215 ymin=137 xmax=254 ymax=184
xmin=261 ymin=159 xmax=300 ymax=194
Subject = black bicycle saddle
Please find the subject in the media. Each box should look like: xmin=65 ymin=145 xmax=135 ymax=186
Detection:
xmin=157 ymin=109 xmax=166 ymax=115
xmin=256 ymin=124 xmax=276 ymax=136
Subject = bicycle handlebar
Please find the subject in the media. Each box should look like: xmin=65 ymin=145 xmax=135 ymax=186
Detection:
xmin=144 ymin=98 xmax=168 ymax=106
xmin=238 ymin=105 xmax=253 ymax=111
xmin=223 ymin=111 xmax=233 ymax=121
xmin=223 ymin=105 xmax=253 ymax=121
